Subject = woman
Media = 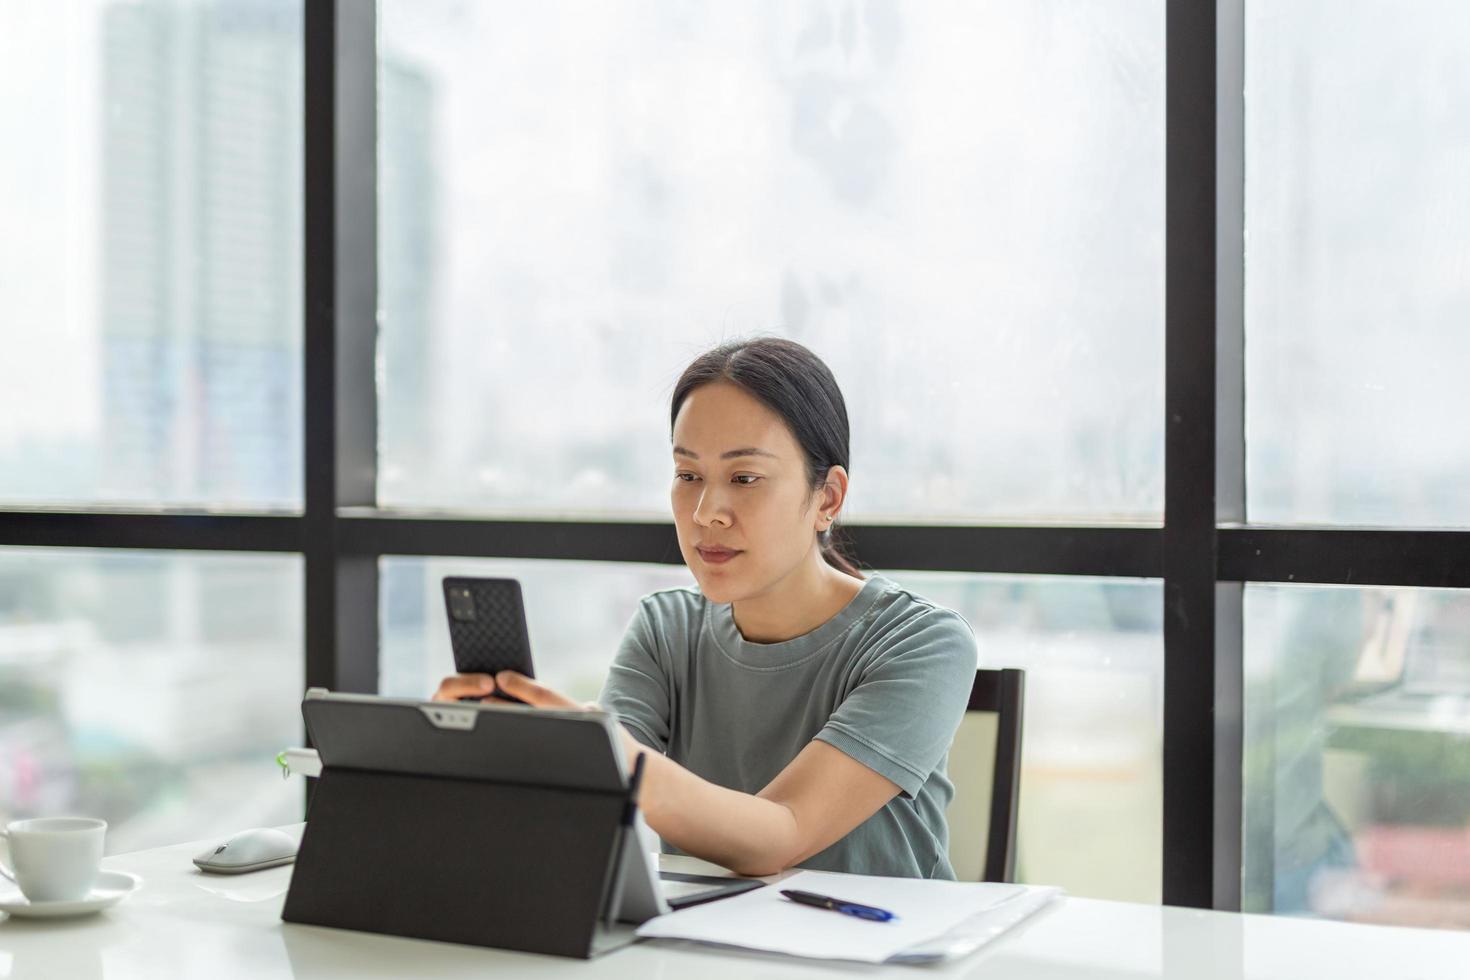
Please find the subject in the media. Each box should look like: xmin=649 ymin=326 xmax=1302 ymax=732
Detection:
xmin=434 ymin=337 xmax=977 ymax=878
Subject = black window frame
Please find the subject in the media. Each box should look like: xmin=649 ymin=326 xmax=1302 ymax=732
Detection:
xmin=3 ymin=0 xmax=1468 ymax=911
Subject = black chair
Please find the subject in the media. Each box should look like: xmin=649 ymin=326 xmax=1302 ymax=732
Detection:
xmin=945 ymin=668 xmax=1025 ymax=883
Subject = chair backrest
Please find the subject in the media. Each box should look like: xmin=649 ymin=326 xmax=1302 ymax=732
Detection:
xmin=945 ymin=667 xmax=1025 ymax=883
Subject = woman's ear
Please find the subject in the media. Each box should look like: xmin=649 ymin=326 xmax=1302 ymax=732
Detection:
xmin=819 ymin=465 xmax=849 ymax=525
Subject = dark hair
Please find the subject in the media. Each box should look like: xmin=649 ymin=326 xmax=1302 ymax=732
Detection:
xmin=670 ymin=337 xmax=863 ymax=580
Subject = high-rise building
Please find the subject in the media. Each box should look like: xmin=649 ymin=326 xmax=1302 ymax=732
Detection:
xmin=99 ymin=0 xmax=302 ymax=508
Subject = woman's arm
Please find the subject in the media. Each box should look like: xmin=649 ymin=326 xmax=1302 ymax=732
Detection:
xmin=628 ymin=737 xmax=900 ymax=876
xmin=435 ymin=670 xmax=903 ymax=876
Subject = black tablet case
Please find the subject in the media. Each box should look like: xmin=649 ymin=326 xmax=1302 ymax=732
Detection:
xmin=282 ymin=695 xmax=639 ymax=959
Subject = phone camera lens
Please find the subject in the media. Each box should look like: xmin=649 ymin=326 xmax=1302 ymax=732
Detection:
xmin=448 ymin=588 xmax=477 ymax=622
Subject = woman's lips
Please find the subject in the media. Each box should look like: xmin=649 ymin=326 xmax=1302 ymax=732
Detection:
xmin=696 ymin=547 xmax=742 ymax=564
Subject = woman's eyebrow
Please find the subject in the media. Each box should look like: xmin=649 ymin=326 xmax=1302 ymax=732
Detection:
xmin=672 ymin=446 xmax=778 ymax=461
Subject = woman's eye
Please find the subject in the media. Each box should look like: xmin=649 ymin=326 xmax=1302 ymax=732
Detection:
xmin=674 ymin=472 xmax=759 ymax=485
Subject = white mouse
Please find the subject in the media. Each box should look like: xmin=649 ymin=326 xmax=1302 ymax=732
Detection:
xmin=192 ymin=827 xmax=299 ymax=874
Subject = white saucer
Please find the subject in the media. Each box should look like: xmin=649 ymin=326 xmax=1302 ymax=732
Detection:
xmin=0 ymin=870 xmax=141 ymax=919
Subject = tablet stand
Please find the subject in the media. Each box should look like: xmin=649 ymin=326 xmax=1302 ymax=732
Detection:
xmin=282 ymin=765 xmax=639 ymax=958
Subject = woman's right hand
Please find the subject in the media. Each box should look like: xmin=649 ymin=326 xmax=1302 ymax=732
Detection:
xmin=430 ymin=673 xmax=497 ymax=702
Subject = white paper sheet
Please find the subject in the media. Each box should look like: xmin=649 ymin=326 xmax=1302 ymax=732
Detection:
xmin=635 ymin=869 xmax=1060 ymax=964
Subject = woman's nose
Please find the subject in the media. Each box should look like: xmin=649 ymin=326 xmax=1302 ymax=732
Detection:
xmin=693 ymin=488 xmax=732 ymax=527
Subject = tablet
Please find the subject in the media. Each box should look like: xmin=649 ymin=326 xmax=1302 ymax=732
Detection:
xmin=303 ymin=688 xmax=627 ymax=791
xmin=300 ymin=689 xmax=671 ymax=924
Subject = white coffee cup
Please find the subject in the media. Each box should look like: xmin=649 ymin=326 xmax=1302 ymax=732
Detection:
xmin=0 ymin=817 xmax=107 ymax=903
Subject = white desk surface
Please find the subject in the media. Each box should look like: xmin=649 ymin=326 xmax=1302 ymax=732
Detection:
xmin=2 ymin=826 xmax=1468 ymax=980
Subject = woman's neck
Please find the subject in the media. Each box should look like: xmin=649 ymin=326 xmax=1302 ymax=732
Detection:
xmin=730 ymin=549 xmax=865 ymax=644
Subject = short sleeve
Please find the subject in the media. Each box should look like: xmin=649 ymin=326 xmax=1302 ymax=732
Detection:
xmin=814 ymin=608 xmax=979 ymax=798
xmin=597 ymin=600 xmax=673 ymax=753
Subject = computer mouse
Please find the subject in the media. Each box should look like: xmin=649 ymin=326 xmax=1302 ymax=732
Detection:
xmin=192 ymin=827 xmax=299 ymax=875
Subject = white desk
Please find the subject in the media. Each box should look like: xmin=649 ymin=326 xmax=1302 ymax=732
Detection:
xmin=2 ymin=830 xmax=1468 ymax=979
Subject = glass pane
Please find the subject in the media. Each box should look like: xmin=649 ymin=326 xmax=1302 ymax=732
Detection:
xmin=381 ymin=558 xmax=697 ymax=702
xmin=0 ymin=548 xmax=304 ymax=854
xmin=0 ymin=1 xmax=303 ymax=509
xmin=382 ymin=558 xmax=1162 ymax=901
xmin=903 ymin=572 xmax=1162 ymax=903
xmin=379 ymin=2 xmax=1163 ymax=521
xmin=1245 ymin=2 xmax=1470 ymax=526
xmin=1244 ymin=585 xmax=1470 ymax=928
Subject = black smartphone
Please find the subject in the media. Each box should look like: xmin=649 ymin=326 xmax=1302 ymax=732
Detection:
xmin=442 ymin=576 xmax=536 ymax=703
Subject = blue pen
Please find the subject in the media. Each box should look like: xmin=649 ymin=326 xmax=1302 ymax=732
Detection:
xmin=780 ymin=889 xmax=896 ymax=922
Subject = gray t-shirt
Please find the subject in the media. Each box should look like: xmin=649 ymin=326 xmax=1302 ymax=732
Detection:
xmin=597 ymin=572 xmax=978 ymax=879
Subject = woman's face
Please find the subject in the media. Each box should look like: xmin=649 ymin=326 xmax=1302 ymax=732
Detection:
xmin=670 ymin=381 xmax=837 ymax=603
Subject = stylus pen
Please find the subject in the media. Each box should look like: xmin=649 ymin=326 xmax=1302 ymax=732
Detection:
xmin=780 ymin=889 xmax=896 ymax=922
xmin=602 ymin=752 xmax=648 ymax=928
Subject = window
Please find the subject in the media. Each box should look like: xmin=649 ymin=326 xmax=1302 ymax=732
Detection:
xmin=378 ymin=1 xmax=1164 ymax=521
xmin=1245 ymin=1 xmax=1470 ymax=526
xmin=1244 ymin=584 xmax=1470 ymax=924
xmin=0 ymin=548 xmax=304 ymax=854
xmin=0 ymin=1 xmax=303 ymax=509
xmin=905 ymin=571 xmax=1162 ymax=902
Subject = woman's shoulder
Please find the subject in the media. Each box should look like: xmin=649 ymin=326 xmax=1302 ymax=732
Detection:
xmin=636 ymin=582 xmax=705 ymax=609
xmin=618 ymin=585 xmax=707 ymax=670
xmin=856 ymin=576 xmax=978 ymax=662
xmin=863 ymin=575 xmax=975 ymax=634
xmin=632 ymin=583 xmax=707 ymax=630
